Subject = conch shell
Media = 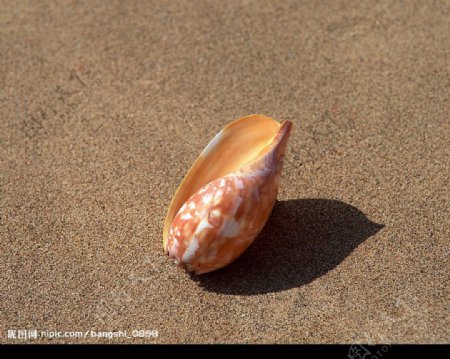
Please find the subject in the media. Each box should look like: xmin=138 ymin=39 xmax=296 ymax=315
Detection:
xmin=163 ymin=114 xmax=293 ymax=274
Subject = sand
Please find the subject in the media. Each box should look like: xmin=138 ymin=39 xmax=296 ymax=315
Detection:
xmin=0 ymin=0 xmax=448 ymax=344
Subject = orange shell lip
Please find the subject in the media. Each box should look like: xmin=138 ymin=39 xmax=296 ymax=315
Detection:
xmin=163 ymin=115 xmax=293 ymax=274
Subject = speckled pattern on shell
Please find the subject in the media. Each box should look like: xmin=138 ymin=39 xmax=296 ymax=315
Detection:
xmin=166 ymin=121 xmax=292 ymax=274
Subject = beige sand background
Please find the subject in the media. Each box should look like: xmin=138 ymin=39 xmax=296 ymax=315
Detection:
xmin=0 ymin=0 xmax=448 ymax=343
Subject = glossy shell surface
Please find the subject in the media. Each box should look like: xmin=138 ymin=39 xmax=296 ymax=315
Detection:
xmin=163 ymin=115 xmax=292 ymax=274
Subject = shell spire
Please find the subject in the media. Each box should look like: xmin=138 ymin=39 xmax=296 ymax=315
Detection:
xmin=242 ymin=120 xmax=293 ymax=175
xmin=163 ymin=115 xmax=293 ymax=274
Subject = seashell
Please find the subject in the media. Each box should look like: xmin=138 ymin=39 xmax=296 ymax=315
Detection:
xmin=163 ymin=114 xmax=293 ymax=274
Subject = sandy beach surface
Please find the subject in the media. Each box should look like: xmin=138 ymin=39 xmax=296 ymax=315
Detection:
xmin=1 ymin=0 xmax=448 ymax=343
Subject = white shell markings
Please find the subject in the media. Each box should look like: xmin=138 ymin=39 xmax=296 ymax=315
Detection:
xmin=182 ymin=238 xmax=200 ymax=262
xmin=202 ymin=193 xmax=213 ymax=205
xmin=196 ymin=217 xmax=213 ymax=234
xmin=234 ymin=177 xmax=244 ymax=190
xmin=172 ymin=237 xmax=180 ymax=252
xmin=221 ymin=218 xmax=241 ymax=238
xmin=230 ymin=194 xmax=243 ymax=216
xmin=181 ymin=213 xmax=193 ymax=220
xmin=215 ymin=189 xmax=224 ymax=199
